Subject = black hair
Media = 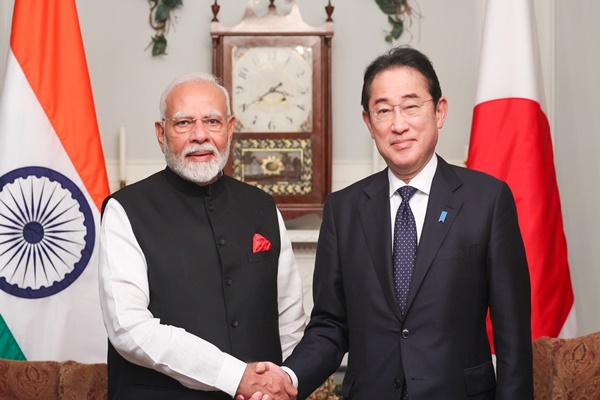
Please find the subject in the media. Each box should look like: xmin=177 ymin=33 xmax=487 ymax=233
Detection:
xmin=361 ymin=45 xmax=442 ymax=111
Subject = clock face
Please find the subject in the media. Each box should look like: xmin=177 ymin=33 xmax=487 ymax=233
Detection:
xmin=232 ymin=46 xmax=313 ymax=133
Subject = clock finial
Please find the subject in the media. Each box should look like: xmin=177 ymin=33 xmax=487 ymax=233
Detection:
xmin=325 ymin=0 xmax=334 ymax=22
xmin=211 ymin=1 xmax=221 ymax=22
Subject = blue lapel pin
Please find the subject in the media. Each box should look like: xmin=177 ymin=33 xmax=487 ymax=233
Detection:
xmin=438 ymin=211 xmax=448 ymax=223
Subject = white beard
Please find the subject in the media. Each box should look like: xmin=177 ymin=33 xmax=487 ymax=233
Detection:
xmin=164 ymin=139 xmax=231 ymax=184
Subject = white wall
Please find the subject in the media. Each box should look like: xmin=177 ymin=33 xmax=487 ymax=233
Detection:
xmin=1 ymin=0 xmax=599 ymax=336
xmin=0 ymin=0 xmax=481 ymax=163
xmin=554 ymin=0 xmax=600 ymax=338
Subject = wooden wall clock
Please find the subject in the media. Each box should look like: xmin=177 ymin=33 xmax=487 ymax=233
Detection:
xmin=211 ymin=0 xmax=334 ymax=221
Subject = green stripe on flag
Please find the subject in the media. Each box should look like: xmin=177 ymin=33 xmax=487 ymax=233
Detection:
xmin=0 ymin=314 xmax=26 ymax=360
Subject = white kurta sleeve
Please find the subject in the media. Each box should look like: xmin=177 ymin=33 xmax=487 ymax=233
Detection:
xmin=98 ymin=198 xmax=246 ymax=397
xmin=275 ymin=209 xmax=306 ymax=359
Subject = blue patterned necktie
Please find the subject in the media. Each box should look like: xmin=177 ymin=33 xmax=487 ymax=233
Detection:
xmin=393 ymin=185 xmax=418 ymax=314
xmin=393 ymin=185 xmax=418 ymax=400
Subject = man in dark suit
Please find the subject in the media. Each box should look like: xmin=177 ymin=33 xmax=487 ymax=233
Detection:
xmin=265 ymin=46 xmax=533 ymax=399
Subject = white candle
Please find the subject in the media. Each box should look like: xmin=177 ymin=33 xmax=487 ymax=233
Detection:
xmin=119 ymin=125 xmax=126 ymax=182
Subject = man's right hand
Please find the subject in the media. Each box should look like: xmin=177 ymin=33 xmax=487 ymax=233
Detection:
xmin=235 ymin=362 xmax=297 ymax=400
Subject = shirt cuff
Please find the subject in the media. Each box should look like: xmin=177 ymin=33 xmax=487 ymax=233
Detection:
xmin=213 ymin=355 xmax=247 ymax=397
xmin=281 ymin=366 xmax=298 ymax=388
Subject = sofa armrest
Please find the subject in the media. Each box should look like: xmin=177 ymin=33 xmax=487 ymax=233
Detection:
xmin=0 ymin=358 xmax=61 ymax=400
xmin=549 ymin=332 xmax=600 ymax=399
xmin=58 ymin=360 xmax=107 ymax=400
xmin=533 ymin=332 xmax=600 ymax=399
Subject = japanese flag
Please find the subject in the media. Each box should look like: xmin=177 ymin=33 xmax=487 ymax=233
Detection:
xmin=467 ymin=0 xmax=576 ymax=342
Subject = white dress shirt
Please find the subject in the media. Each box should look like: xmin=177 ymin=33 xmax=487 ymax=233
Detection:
xmin=389 ymin=154 xmax=438 ymax=244
xmin=98 ymin=198 xmax=306 ymax=397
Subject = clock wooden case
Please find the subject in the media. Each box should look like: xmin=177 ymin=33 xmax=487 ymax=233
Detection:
xmin=211 ymin=0 xmax=334 ymax=220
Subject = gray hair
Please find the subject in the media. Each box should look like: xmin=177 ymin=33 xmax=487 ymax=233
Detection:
xmin=159 ymin=72 xmax=231 ymax=119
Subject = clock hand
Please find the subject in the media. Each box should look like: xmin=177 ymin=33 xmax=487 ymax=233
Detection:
xmin=253 ymin=82 xmax=284 ymax=103
xmin=266 ymin=82 xmax=283 ymax=94
xmin=243 ymin=83 xmax=285 ymax=110
xmin=265 ymin=83 xmax=294 ymax=101
xmin=273 ymin=89 xmax=293 ymax=98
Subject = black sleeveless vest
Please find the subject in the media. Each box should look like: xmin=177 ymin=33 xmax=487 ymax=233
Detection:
xmin=104 ymin=168 xmax=282 ymax=399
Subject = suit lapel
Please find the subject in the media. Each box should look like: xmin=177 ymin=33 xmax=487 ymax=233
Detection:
xmin=359 ymin=170 xmax=404 ymax=321
xmin=405 ymin=157 xmax=464 ymax=315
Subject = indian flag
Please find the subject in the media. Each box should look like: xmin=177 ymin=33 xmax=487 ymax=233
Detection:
xmin=0 ymin=0 xmax=109 ymax=362
xmin=467 ymin=0 xmax=576 ymax=342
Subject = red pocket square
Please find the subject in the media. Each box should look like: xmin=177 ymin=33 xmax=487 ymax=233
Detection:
xmin=252 ymin=233 xmax=271 ymax=253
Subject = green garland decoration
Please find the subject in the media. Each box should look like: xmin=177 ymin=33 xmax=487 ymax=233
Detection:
xmin=375 ymin=0 xmax=420 ymax=43
xmin=147 ymin=0 xmax=183 ymax=56
xmin=146 ymin=1 xmax=417 ymax=53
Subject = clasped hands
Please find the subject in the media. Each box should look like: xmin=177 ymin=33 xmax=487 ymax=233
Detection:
xmin=235 ymin=361 xmax=297 ymax=400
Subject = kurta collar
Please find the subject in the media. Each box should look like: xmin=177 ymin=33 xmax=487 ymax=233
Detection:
xmin=164 ymin=167 xmax=225 ymax=197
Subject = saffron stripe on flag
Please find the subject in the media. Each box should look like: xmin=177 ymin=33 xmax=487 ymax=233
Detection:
xmin=10 ymin=0 xmax=109 ymax=211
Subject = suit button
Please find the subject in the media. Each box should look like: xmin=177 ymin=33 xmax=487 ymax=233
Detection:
xmin=401 ymin=329 xmax=410 ymax=339
xmin=394 ymin=378 xmax=402 ymax=388
xmin=218 ymin=239 xmax=225 ymax=246
xmin=207 ymin=204 xmax=215 ymax=211
xmin=231 ymin=320 xmax=239 ymax=328
xmin=225 ymin=278 xmax=232 ymax=286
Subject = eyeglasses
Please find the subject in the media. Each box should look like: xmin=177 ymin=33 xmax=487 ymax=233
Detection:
xmin=162 ymin=116 xmax=227 ymax=133
xmin=369 ymin=99 xmax=434 ymax=122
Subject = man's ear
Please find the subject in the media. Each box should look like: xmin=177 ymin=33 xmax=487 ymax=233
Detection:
xmin=362 ymin=110 xmax=375 ymax=139
xmin=227 ymin=115 xmax=235 ymax=142
xmin=155 ymin=121 xmax=166 ymax=154
xmin=435 ymin=96 xmax=448 ymax=129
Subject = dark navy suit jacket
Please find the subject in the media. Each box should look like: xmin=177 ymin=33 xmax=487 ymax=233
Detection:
xmin=283 ymin=155 xmax=533 ymax=400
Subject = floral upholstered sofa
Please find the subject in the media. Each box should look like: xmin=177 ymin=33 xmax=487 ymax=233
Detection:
xmin=0 ymin=359 xmax=107 ymax=400
xmin=2 ymin=331 xmax=599 ymax=400
xmin=532 ymin=331 xmax=600 ymax=399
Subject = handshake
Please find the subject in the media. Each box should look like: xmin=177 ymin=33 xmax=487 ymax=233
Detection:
xmin=235 ymin=361 xmax=297 ymax=400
